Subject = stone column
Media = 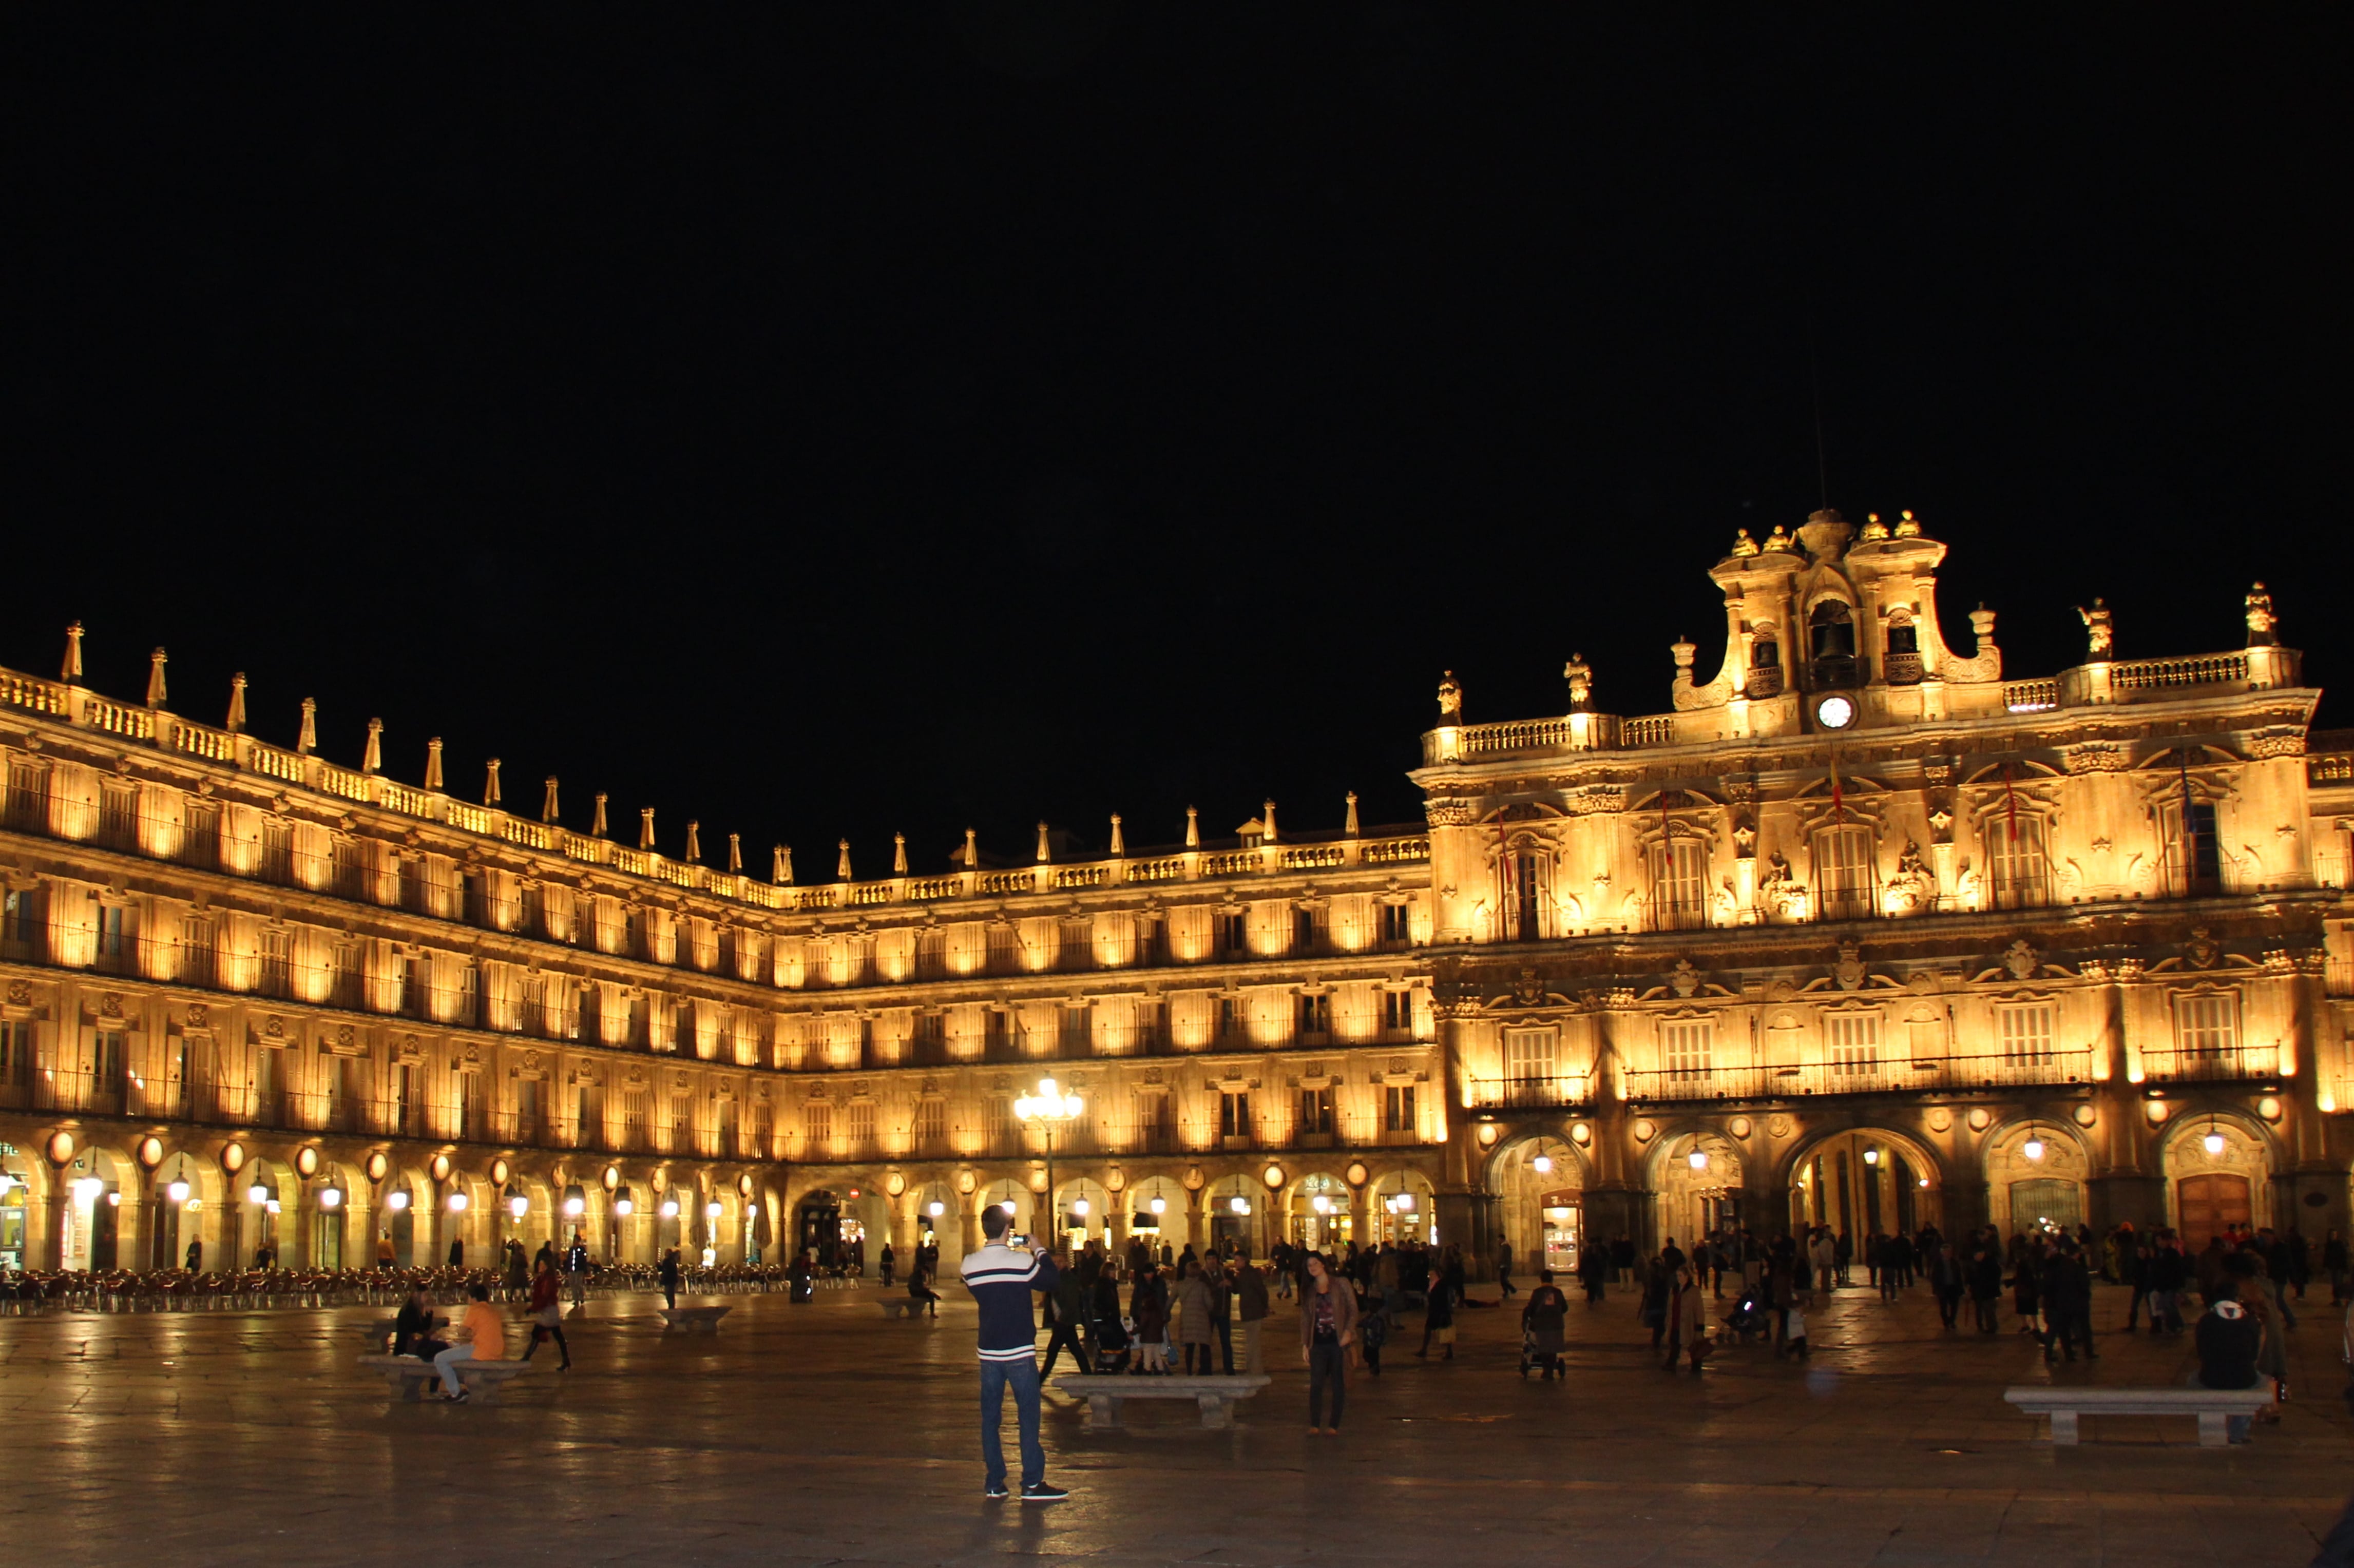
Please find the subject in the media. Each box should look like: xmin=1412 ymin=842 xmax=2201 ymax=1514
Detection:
xmin=2086 ymin=973 xmax=2166 ymax=1232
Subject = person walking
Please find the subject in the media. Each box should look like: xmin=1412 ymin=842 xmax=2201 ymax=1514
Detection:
xmin=1418 ymin=1264 xmax=1457 ymax=1361
xmin=565 ymin=1233 xmax=590 ymax=1308
xmin=447 ymin=1236 xmax=464 ymax=1268
xmin=1965 ymin=1235 xmax=2004 ymax=1333
xmin=1929 ymin=1243 xmax=1965 ymax=1330
xmin=1576 ymin=1237 xmax=1608 ymax=1306
xmin=1234 ymin=1258 xmax=1269 ymax=1374
xmin=521 ymin=1252 xmax=572 ymax=1370
xmin=2041 ymin=1240 xmax=2095 ymax=1362
xmin=1662 ymin=1263 xmax=1709 ymax=1372
xmin=1497 ymin=1239 xmax=1517 ymax=1299
xmin=2146 ymin=1230 xmax=2188 ymax=1334
xmin=1210 ymin=1259 xmax=1236 ymax=1373
xmin=432 ymin=1282 xmax=506 ymax=1403
xmin=880 ymin=1242 xmax=897 ymax=1289
xmin=1299 ymin=1252 xmax=1358 ymax=1435
xmin=658 ymin=1247 xmax=682 ymax=1310
xmin=1040 ymin=1262 xmax=1090 ymax=1378
xmin=959 ymin=1205 xmax=1068 ymax=1502
xmin=376 ymin=1232 xmax=396 ymax=1271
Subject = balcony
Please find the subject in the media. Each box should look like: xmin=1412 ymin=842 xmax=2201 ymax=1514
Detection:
xmin=2136 ymin=1045 xmax=2280 ymax=1085
xmin=1623 ymin=1050 xmax=2095 ymax=1104
xmin=1465 ymin=1073 xmax=1592 ymax=1111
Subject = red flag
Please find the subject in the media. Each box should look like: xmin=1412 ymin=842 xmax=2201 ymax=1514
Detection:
xmin=2002 ymin=764 xmax=2020 ymax=843
xmin=1829 ymin=749 xmax=1843 ymax=825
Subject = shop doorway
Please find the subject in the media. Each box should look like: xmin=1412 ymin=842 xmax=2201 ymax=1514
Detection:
xmin=797 ymin=1192 xmax=842 ymax=1266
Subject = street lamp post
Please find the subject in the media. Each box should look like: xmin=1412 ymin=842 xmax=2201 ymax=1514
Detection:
xmin=1013 ymin=1077 xmax=1083 ymax=1253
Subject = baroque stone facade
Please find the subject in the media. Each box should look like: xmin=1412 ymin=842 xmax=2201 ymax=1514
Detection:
xmin=1 ymin=509 xmax=2349 ymax=1276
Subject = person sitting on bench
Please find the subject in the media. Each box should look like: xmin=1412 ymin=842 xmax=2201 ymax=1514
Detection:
xmin=393 ymin=1283 xmax=448 ymax=1360
xmin=908 ymin=1264 xmax=942 ymax=1318
xmin=433 ymin=1282 xmax=506 ymax=1404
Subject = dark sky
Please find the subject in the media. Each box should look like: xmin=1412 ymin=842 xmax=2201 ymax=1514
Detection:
xmin=5 ymin=8 xmax=2347 ymax=870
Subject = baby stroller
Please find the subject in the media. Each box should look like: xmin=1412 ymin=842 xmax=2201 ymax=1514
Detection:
xmin=1723 ymin=1286 xmax=1771 ymax=1345
xmin=1519 ymin=1322 xmax=1566 ymax=1380
xmin=1092 ymin=1313 xmax=1133 ymax=1375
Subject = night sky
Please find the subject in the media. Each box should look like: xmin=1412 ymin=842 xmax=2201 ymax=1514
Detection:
xmin=5 ymin=9 xmax=2347 ymax=871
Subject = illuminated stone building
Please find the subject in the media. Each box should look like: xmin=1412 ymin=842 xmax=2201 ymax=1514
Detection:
xmin=0 ymin=508 xmax=2347 ymax=1277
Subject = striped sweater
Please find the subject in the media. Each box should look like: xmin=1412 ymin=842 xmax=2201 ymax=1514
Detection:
xmin=959 ymin=1243 xmax=1059 ymax=1362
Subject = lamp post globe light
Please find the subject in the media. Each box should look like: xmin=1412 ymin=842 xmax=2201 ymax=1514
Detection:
xmin=1013 ymin=1077 xmax=1083 ymax=1250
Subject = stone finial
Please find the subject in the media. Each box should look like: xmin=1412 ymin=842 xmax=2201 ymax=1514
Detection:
xmin=774 ymin=844 xmax=793 ymax=884
xmin=2077 ymin=598 xmax=2114 ymax=659
xmin=60 ymin=622 xmax=84 ymax=683
xmin=1345 ymin=791 xmax=1361 ymax=837
xmin=1035 ymin=822 xmax=1051 ymax=863
xmin=484 ymin=758 xmax=502 ymax=807
xmin=1563 ymin=653 xmax=1594 ymax=711
xmin=1894 ymin=509 xmax=1922 ymax=538
xmin=684 ymin=820 xmax=701 ymax=864
xmin=297 ymin=697 xmax=317 ymax=756
xmin=1860 ymin=512 xmax=1890 ymax=543
xmin=1671 ymin=637 xmax=1696 ymax=676
xmin=728 ymin=833 xmax=742 ymax=874
xmin=1108 ymin=814 xmax=1125 ymax=857
xmin=1730 ymin=529 xmax=1758 ymax=558
xmin=542 ymin=777 xmax=560 ymax=824
xmin=837 ymin=839 xmax=853 ymax=881
xmin=2246 ymin=582 xmax=2278 ymax=647
xmin=1436 ymin=670 xmax=1462 ymax=720
xmin=424 ymin=738 xmax=445 ymax=791
xmin=591 ymin=792 xmax=609 ymax=839
xmin=225 ymin=673 xmax=247 ymax=734
xmin=892 ymin=833 xmax=908 ymax=875
xmin=362 ymin=718 xmax=384 ymax=776
xmin=639 ymin=807 xmax=656 ymax=851
xmin=1797 ymin=509 xmax=1853 ymax=562
xmin=1185 ymin=806 xmax=1200 ymax=849
xmin=145 ymin=647 xmax=168 ymax=709
xmin=1262 ymin=799 xmax=1278 ymax=844
xmin=1968 ymin=604 xmax=1998 ymax=652
xmin=963 ymin=827 xmax=978 ymax=869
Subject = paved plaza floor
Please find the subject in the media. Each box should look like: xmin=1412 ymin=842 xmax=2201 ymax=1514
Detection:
xmin=3 ymin=1275 xmax=2349 ymax=1567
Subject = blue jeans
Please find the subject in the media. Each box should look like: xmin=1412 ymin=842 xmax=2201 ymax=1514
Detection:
xmin=979 ymin=1356 xmax=1044 ymax=1490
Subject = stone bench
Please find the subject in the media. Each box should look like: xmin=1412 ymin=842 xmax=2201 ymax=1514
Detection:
xmin=357 ymin=1317 xmax=400 ymax=1348
xmin=877 ymin=1298 xmax=933 ymax=1320
xmin=1056 ymin=1373 xmax=1272 ymax=1430
xmin=358 ymin=1354 xmax=532 ymax=1405
xmin=2003 ymin=1385 xmax=2274 ymax=1447
xmin=658 ymin=1306 xmax=733 ymax=1332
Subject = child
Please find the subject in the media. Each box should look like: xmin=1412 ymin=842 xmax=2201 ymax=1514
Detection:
xmin=1784 ymin=1303 xmax=1809 ymax=1360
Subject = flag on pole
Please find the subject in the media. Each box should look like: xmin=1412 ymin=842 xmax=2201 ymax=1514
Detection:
xmin=2002 ymin=763 xmax=2021 ymax=843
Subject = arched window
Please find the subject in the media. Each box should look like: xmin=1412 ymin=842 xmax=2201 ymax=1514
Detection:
xmin=1884 ymin=615 xmax=1922 ymax=684
xmin=1747 ymin=626 xmax=1783 ymax=697
xmin=1809 ymin=601 xmax=1857 ymax=688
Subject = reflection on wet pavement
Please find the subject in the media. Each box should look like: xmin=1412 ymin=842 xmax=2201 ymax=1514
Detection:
xmin=2 ymin=1280 xmax=2346 ymax=1565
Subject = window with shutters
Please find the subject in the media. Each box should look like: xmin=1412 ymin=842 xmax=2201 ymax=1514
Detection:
xmin=1998 ymin=1003 xmax=2055 ymax=1066
xmin=1383 ymin=1083 xmax=1418 ymax=1136
xmin=987 ymin=1095 xmax=1012 ymax=1150
xmin=2158 ymin=792 xmax=2224 ymax=898
xmin=1811 ymin=825 xmax=1877 ymax=921
xmin=718 ymin=1096 xmax=740 ymax=1155
xmin=1661 ymin=1017 xmax=1714 ymax=1081
xmin=622 ymin=1091 xmax=649 ymax=1147
xmin=1383 ymin=988 xmax=1413 ymax=1037
xmin=1649 ymin=836 xmax=1710 ymax=931
xmin=1503 ymin=1025 xmax=1558 ymax=1087
xmin=1297 ymin=992 xmax=1331 ymax=1041
xmin=846 ymin=1100 xmax=876 ymax=1156
xmin=0 ymin=1018 xmax=31 ymax=1089
xmin=1987 ymin=814 xmax=2052 ymax=909
xmin=1297 ymin=1086 xmax=1334 ymax=1136
xmin=259 ymin=926 xmax=293 ymax=999
xmin=914 ymin=1097 xmax=948 ymax=1155
xmin=1219 ymin=1090 xmax=1252 ymax=1141
xmin=1380 ymin=901 xmax=1412 ymax=947
xmin=1135 ymin=1090 xmax=1174 ymax=1153
xmin=1825 ymin=1012 xmax=1882 ymax=1082
xmin=1216 ymin=910 xmax=1248 ymax=958
xmin=2172 ymin=992 xmax=2240 ymax=1057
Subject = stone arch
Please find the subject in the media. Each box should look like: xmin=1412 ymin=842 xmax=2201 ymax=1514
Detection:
xmin=1982 ymin=1117 xmax=2093 ymax=1235
xmin=1277 ymin=1169 xmax=1355 ymax=1255
xmin=1486 ymin=1132 xmax=1590 ymax=1274
xmin=1367 ymin=1167 xmax=1436 ymax=1246
xmin=2158 ymin=1108 xmax=2281 ymax=1245
xmin=1642 ymin=1124 xmax=1746 ymax=1251
xmin=1782 ymin=1123 xmax=1947 ymax=1244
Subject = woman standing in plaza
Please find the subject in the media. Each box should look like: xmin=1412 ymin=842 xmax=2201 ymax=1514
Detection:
xmin=1130 ymin=1263 xmax=1169 ymax=1373
xmin=1299 ymin=1253 xmax=1357 ymax=1435
xmin=1175 ymin=1257 xmax=1216 ymax=1374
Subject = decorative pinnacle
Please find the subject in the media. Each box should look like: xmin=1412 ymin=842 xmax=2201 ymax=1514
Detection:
xmin=145 ymin=648 xmax=168 ymax=709
xmin=1184 ymin=806 xmax=1200 ymax=849
xmin=483 ymin=758 xmax=502 ymax=808
xmin=893 ymin=833 xmax=908 ymax=876
xmin=225 ymin=674 xmax=247 ymax=734
xmin=728 ymin=833 xmax=742 ymax=874
xmin=1036 ymin=822 xmax=1050 ymax=864
xmin=773 ymin=844 xmax=793 ymax=885
xmin=837 ymin=839 xmax=852 ymax=881
xmin=1108 ymin=814 xmax=1125 ymax=857
xmin=60 ymin=622 xmax=84 ymax=683
xmin=362 ymin=718 xmax=384 ymax=776
xmin=1344 ymin=791 xmax=1360 ymax=837
xmin=542 ymin=777 xmax=560 ymax=824
xmin=296 ymin=698 xmax=317 ymax=756
xmin=424 ymin=738 xmax=445 ymax=791
xmin=591 ymin=792 xmax=609 ymax=839
xmin=638 ymin=806 xmax=656 ymax=851
xmin=684 ymin=820 xmax=701 ymax=864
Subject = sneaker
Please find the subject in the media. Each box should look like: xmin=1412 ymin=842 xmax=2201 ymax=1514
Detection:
xmin=984 ymin=1483 xmax=1009 ymax=1500
xmin=1021 ymin=1483 xmax=1070 ymax=1503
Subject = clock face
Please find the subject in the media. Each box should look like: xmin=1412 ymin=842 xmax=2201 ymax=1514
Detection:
xmin=1816 ymin=694 xmax=1856 ymax=730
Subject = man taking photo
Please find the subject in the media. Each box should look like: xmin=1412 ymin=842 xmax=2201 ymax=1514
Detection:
xmin=959 ymin=1206 xmax=1070 ymax=1502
